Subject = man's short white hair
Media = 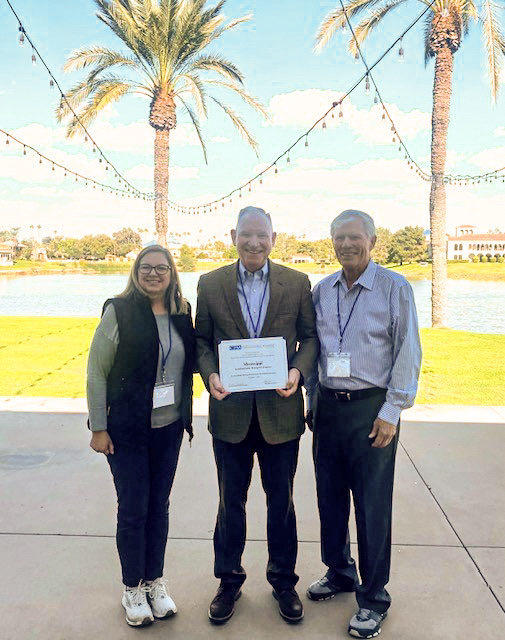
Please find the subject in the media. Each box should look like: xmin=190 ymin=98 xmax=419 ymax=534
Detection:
xmin=330 ymin=209 xmax=376 ymax=239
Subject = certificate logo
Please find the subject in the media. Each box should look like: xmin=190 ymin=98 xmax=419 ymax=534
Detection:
xmin=229 ymin=345 xmax=242 ymax=351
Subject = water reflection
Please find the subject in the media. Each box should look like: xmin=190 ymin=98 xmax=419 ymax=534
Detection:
xmin=0 ymin=272 xmax=503 ymax=334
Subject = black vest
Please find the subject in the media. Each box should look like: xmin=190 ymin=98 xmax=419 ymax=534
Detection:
xmin=104 ymin=295 xmax=195 ymax=445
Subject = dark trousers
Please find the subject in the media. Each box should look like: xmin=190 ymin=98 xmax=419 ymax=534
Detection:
xmin=107 ymin=421 xmax=184 ymax=587
xmin=313 ymin=387 xmax=398 ymax=613
xmin=212 ymin=407 xmax=300 ymax=591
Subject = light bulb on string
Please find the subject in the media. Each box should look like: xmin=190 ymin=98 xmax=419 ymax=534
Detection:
xmin=374 ymin=92 xmax=379 ymax=104
xmin=381 ymin=111 xmax=386 ymax=121
xmin=49 ymin=79 xmax=54 ymax=89
xmin=339 ymin=105 xmax=344 ymax=118
xmin=398 ymin=38 xmax=404 ymax=61
xmin=18 ymin=26 xmax=25 ymax=46
xmin=259 ymin=177 xmax=263 ymax=184
xmin=274 ymin=163 xmax=278 ymax=174
xmin=31 ymin=51 xmax=36 ymax=65
xmin=23 ymin=146 xmax=26 ymax=155
xmin=322 ymin=119 xmax=326 ymax=129
xmin=365 ymin=75 xmax=370 ymax=96
xmin=5 ymin=135 xmax=9 ymax=145
xmin=305 ymin=136 xmax=309 ymax=148
xmin=354 ymin=52 xmax=359 ymax=64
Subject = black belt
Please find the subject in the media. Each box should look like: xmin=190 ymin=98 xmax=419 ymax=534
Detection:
xmin=319 ymin=385 xmax=386 ymax=402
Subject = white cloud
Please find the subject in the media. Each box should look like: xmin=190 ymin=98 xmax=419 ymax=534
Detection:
xmin=265 ymin=89 xmax=430 ymax=143
xmin=126 ymin=163 xmax=199 ymax=181
xmin=467 ymin=146 xmax=505 ymax=171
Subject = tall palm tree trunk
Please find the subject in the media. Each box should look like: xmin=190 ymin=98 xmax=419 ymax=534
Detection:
xmin=429 ymin=45 xmax=453 ymax=327
xmin=154 ymin=128 xmax=169 ymax=247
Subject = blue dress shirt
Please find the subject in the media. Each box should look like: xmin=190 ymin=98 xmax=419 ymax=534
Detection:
xmin=237 ymin=261 xmax=270 ymax=338
xmin=307 ymin=260 xmax=422 ymax=425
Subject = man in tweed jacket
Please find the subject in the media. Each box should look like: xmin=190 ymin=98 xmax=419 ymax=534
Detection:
xmin=196 ymin=206 xmax=318 ymax=625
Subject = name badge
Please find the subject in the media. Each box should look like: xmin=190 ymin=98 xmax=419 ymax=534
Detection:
xmin=153 ymin=383 xmax=175 ymax=408
xmin=327 ymin=352 xmax=351 ymax=378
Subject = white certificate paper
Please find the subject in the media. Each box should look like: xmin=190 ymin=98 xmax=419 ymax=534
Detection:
xmin=218 ymin=337 xmax=288 ymax=392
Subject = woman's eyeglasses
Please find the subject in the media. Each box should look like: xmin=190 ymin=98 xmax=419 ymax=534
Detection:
xmin=138 ymin=264 xmax=171 ymax=275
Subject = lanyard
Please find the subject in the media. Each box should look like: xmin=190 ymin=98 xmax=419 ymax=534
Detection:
xmin=336 ymin=281 xmax=363 ymax=350
xmin=237 ymin=265 xmax=269 ymax=338
xmin=158 ymin=316 xmax=172 ymax=383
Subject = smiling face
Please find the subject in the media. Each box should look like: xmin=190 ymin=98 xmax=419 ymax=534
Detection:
xmin=332 ymin=217 xmax=376 ymax=280
xmin=137 ymin=250 xmax=171 ymax=300
xmin=231 ymin=212 xmax=276 ymax=272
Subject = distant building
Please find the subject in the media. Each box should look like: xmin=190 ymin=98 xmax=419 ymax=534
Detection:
xmin=290 ymin=253 xmax=314 ymax=264
xmin=446 ymin=225 xmax=505 ymax=261
xmin=30 ymin=245 xmax=47 ymax=261
xmin=0 ymin=242 xmax=14 ymax=265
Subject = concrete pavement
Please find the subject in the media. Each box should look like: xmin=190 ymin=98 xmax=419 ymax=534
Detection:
xmin=0 ymin=397 xmax=504 ymax=639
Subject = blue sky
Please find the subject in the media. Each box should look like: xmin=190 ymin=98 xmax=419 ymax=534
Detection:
xmin=0 ymin=0 xmax=503 ymax=243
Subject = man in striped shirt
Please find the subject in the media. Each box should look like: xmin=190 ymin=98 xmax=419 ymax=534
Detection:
xmin=306 ymin=209 xmax=421 ymax=639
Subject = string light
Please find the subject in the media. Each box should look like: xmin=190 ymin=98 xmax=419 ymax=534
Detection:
xmin=365 ymin=75 xmax=370 ymax=95
xmin=5 ymin=0 xmax=149 ymax=199
xmin=398 ymin=38 xmax=404 ymax=61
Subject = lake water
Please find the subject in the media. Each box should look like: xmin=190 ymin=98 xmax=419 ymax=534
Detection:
xmin=0 ymin=271 xmax=504 ymax=334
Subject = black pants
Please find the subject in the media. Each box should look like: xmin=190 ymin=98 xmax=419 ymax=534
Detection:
xmin=107 ymin=421 xmax=184 ymax=587
xmin=313 ymin=387 xmax=398 ymax=614
xmin=212 ymin=407 xmax=300 ymax=591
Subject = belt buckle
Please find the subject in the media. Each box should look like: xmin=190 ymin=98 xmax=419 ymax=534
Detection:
xmin=335 ymin=391 xmax=351 ymax=402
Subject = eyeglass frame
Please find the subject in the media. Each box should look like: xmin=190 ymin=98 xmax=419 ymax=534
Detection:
xmin=138 ymin=263 xmax=172 ymax=275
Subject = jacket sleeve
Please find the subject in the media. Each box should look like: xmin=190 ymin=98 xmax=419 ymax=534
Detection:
xmin=290 ymin=274 xmax=319 ymax=384
xmin=195 ymin=275 xmax=219 ymax=390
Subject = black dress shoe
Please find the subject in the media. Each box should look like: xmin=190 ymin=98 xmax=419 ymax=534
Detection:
xmin=208 ymin=584 xmax=242 ymax=624
xmin=306 ymin=576 xmax=357 ymax=601
xmin=272 ymin=588 xmax=304 ymax=623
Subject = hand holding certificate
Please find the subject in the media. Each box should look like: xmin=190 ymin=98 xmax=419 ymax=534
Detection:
xmin=218 ymin=337 xmax=288 ymax=392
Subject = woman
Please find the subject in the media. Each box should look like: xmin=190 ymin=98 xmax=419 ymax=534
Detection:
xmin=87 ymin=244 xmax=195 ymax=627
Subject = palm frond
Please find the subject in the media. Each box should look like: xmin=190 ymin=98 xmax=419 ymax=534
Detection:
xmin=203 ymin=79 xmax=268 ymax=120
xmin=63 ymin=46 xmax=137 ymax=72
xmin=208 ymin=95 xmax=259 ymax=154
xmin=176 ymin=73 xmax=208 ymax=118
xmin=59 ymin=78 xmax=134 ymax=137
xmin=423 ymin=12 xmax=434 ymax=64
xmin=177 ymin=94 xmax=208 ymax=163
xmin=349 ymin=0 xmax=408 ymax=55
xmin=314 ymin=0 xmax=384 ymax=52
xmin=480 ymin=0 xmax=505 ymax=101
xmin=188 ymin=54 xmax=244 ymax=84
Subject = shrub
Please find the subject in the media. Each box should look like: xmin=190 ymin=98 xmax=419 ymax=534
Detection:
xmin=498 ymin=256 xmax=504 ymax=263
xmin=490 ymin=257 xmax=497 ymax=263
xmin=472 ymin=257 xmax=479 ymax=263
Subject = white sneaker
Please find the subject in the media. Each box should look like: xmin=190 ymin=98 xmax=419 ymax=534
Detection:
xmin=146 ymin=578 xmax=177 ymax=618
xmin=121 ymin=583 xmax=154 ymax=626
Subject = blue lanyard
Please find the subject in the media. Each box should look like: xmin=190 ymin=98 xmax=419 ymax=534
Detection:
xmin=237 ymin=266 xmax=269 ymax=338
xmin=336 ymin=281 xmax=362 ymax=349
xmin=158 ymin=317 xmax=172 ymax=383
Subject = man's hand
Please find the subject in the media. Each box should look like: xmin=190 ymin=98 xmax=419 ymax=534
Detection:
xmin=209 ymin=373 xmax=231 ymax=400
xmin=276 ymin=368 xmax=300 ymax=398
xmin=369 ymin=417 xmax=396 ymax=448
xmin=90 ymin=430 xmax=114 ymax=455
xmin=305 ymin=409 xmax=313 ymax=431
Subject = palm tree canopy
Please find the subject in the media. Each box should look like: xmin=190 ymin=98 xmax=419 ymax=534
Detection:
xmin=56 ymin=0 xmax=267 ymax=156
xmin=315 ymin=0 xmax=504 ymax=101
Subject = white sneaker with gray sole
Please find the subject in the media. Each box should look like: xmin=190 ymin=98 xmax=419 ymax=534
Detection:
xmin=121 ymin=583 xmax=154 ymax=627
xmin=145 ymin=578 xmax=177 ymax=619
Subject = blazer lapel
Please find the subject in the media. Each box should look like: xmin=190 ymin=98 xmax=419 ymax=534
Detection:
xmin=222 ymin=261 xmax=250 ymax=339
xmin=260 ymin=260 xmax=284 ymax=337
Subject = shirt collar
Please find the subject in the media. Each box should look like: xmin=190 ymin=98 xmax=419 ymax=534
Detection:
xmin=333 ymin=260 xmax=377 ymax=291
xmin=239 ymin=260 xmax=269 ymax=280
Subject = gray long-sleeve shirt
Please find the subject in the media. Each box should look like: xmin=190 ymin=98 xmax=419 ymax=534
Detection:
xmin=86 ymin=304 xmax=185 ymax=431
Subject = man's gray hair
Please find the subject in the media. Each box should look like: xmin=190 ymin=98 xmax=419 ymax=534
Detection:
xmin=330 ymin=209 xmax=376 ymax=239
xmin=236 ymin=206 xmax=272 ymax=228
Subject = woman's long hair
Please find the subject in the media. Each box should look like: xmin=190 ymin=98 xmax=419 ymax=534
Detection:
xmin=117 ymin=245 xmax=189 ymax=315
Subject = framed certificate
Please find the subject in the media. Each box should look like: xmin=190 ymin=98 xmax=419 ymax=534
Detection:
xmin=218 ymin=337 xmax=288 ymax=392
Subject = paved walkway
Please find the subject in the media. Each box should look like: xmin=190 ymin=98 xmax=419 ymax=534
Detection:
xmin=1 ymin=397 xmax=504 ymax=639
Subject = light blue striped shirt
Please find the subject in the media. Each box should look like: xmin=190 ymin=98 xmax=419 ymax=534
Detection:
xmin=307 ymin=260 xmax=421 ymax=425
xmin=237 ymin=261 xmax=270 ymax=338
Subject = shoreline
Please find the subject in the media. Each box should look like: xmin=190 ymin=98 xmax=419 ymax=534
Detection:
xmin=1 ymin=260 xmax=505 ymax=281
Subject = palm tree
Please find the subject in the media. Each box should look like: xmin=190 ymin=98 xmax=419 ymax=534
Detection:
xmin=315 ymin=1 xmax=504 ymax=327
xmin=57 ymin=0 xmax=266 ymax=246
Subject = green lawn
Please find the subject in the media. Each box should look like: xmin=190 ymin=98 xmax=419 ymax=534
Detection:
xmin=0 ymin=317 xmax=503 ymax=404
